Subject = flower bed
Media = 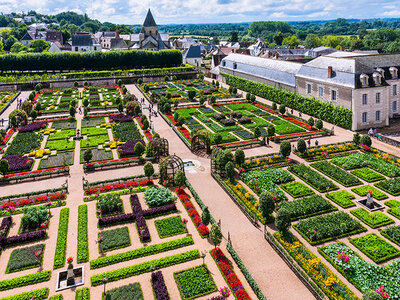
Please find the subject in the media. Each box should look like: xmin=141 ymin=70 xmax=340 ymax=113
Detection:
xmin=91 ymin=249 xmax=200 ymax=286
xmin=310 ymin=160 xmax=362 ymax=187
xmin=350 ymin=168 xmax=385 ymax=183
xmin=280 ymin=195 xmax=337 ymax=221
xmin=6 ymin=244 xmax=44 ymax=273
xmin=288 ymin=164 xmax=338 ymax=193
xmin=174 ymin=265 xmax=217 ymax=299
xmin=351 ymin=185 xmax=388 ymax=200
xmin=98 ymin=226 xmax=131 ymax=252
xmin=105 ymin=283 xmax=143 ymax=300
xmin=325 ymin=190 xmax=356 ymax=208
xmin=297 ymin=142 xmax=358 ymax=160
xmin=241 ymin=153 xmax=286 ymax=170
xmin=5 ymin=132 xmax=42 ymax=156
xmin=385 ymin=200 xmax=400 ymax=220
xmin=281 ymin=181 xmax=315 ymax=198
xmin=2 ymin=230 xmax=46 ymax=247
xmin=84 ymin=179 xmax=153 ymax=195
xmin=151 ymin=271 xmax=169 ymax=300
xmin=155 ymin=216 xmax=188 ymax=238
xmin=210 ymin=247 xmax=251 ymax=300
xmin=1 ymin=128 xmax=14 ymax=145
xmin=77 ymin=204 xmax=89 ymax=263
xmin=375 ymin=178 xmax=400 ymax=196
xmin=319 ymin=242 xmax=400 ymax=297
xmin=18 ymin=121 xmax=47 ymax=133
xmin=1 ymin=193 xmax=66 ymax=210
xmin=53 ymin=208 xmax=69 ymax=269
xmin=274 ymin=232 xmax=357 ymax=300
xmin=350 ymin=208 xmax=394 ymax=229
xmin=109 ymin=114 xmax=132 ymax=123
xmin=3 ymin=155 xmax=33 ymax=172
xmin=381 ymin=225 xmax=400 ymax=247
xmin=294 ymin=211 xmax=366 ymax=245
xmin=176 ymin=188 xmax=209 ymax=237
xmin=349 ymin=233 xmax=400 ymax=263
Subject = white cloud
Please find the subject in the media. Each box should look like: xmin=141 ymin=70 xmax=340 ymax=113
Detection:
xmin=381 ymin=10 xmax=400 ymax=17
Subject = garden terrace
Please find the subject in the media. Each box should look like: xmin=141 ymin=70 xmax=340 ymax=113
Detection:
xmin=35 ymin=89 xmax=79 ymax=115
xmin=0 ymin=91 xmax=19 ymax=114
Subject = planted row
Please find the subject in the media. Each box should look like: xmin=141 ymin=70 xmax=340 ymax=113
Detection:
xmin=288 ymin=164 xmax=338 ymax=193
xmin=311 ymin=160 xmax=361 ymax=187
xmin=77 ymin=205 xmax=89 ymax=263
xmin=53 ymin=208 xmax=69 ymax=269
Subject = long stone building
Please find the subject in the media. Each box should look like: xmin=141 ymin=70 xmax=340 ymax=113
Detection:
xmin=218 ymin=52 xmax=400 ymax=131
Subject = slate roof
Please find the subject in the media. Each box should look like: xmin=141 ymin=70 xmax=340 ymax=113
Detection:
xmin=183 ymin=45 xmax=201 ymax=59
xmin=143 ymin=9 xmax=157 ymax=27
xmin=72 ymin=34 xmax=93 ymax=46
xmin=110 ymin=38 xmax=128 ymax=49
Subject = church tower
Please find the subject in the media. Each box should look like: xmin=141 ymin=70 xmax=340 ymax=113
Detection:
xmin=141 ymin=9 xmax=158 ymax=38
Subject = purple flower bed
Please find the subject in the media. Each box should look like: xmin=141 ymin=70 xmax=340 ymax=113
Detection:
xmin=118 ymin=140 xmax=145 ymax=157
xmin=110 ymin=114 xmax=132 ymax=123
xmin=151 ymin=271 xmax=169 ymax=300
xmin=143 ymin=204 xmax=177 ymax=219
xmin=0 ymin=216 xmax=11 ymax=242
xmin=207 ymin=297 xmax=224 ymax=300
xmin=19 ymin=121 xmax=47 ymax=133
xmin=98 ymin=213 xmax=135 ymax=227
xmin=3 ymin=230 xmax=46 ymax=247
xmin=130 ymin=194 xmax=143 ymax=214
xmin=4 ymin=155 xmax=33 ymax=172
xmin=136 ymin=214 xmax=150 ymax=242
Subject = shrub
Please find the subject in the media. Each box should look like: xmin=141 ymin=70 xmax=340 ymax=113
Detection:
xmin=77 ymin=205 xmax=88 ymax=263
xmin=210 ymin=224 xmax=222 ymax=249
xmin=69 ymin=106 xmax=76 ymax=118
xmin=360 ymin=134 xmax=372 ymax=147
xmin=21 ymin=206 xmax=48 ymax=230
xmin=275 ymin=208 xmax=291 ymax=233
xmin=174 ymin=170 xmax=185 ymax=187
xmin=254 ymin=126 xmax=261 ymax=138
xmin=0 ymin=270 xmax=51 ymax=291
xmin=259 ymin=192 xmax=275 ymax=221
xmin=297 ymin=138 xmax=306 ymax=153
xmin=134 ymin=141 xmax=145 ymax=156
xmin=144 ymin=162 xmax=154 ymax=179
xmin=280 ymin=141 xmax=291 ymax=157
xmin=272 ymin=102 xmax=277 ymax=110
xmin=0 ymin=159 xmax=9 ymax=175
xmin=234 ymin=149 xmax=245 ymax=166
xmin=201 ymin=207 xmax=211 ymax=226
xmin=225 ymin=161 xmax=235 ymax=180
xmin=279 ymin=104 xmax=286 ymax=114
xmin=267 ymin=125 xmax=275 ymax=137
xmin=307 ymin=117 xmax=314 ymax=126
xmin=213 ymin=133 xmax=222 ymax=144
xmin=53 ymin=208 xmax=69 ymax=269
xmin=315 ymin=119 xmax=323 ymax=129
xmin=83 ymin=149 xmax=92 ymax=164
xmin=187 ymin=90 xmax=196 ymax=100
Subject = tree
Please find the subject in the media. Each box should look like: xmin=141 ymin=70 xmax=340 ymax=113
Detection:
xmin=267 ymin=125 xmax=275 ymax=137
xmin=280 ymin=141 xmax=291 ymax=157
xmin=304 ymin=34 xmax=321 ymax=49
xmin=315 ymin=119 xmax=323 ymax=130
xmin=83 ymin=99 xmax=89 ymax=107
xmin=29 ymin=91 xmax=35 ymax=101
xmin=137 ymin=78 xmax=143 ymax=84
xmin=246 ymin=93 xmax=251 ymax=100
xmin=69 ymin=106 xmax=76 ymax=118
xmin=250 ymin=95 xmax=256 ymax=102
xmin=279 ymin=104 xmax=286 ymax=115
xmin=360 ymin=134 xmax=372 ymax=147
xmin=210 ymin=96 xmax=216 ymax=104
xmin=234 ymin=149 xmax=245 ymax=166
xmin=142 ymin=119 xmax=149 ymax=130
xmin=307 ymin=117 xmax=315 ymax=126
xmin=201 ymin=207 xmax=211 ymax=226
xmin=29 ymin=39 xmax=48 ymax=52
xmin=10 ymin=42 xmax=27 ymax=53
xmin=273 ymin=32 xmax=284 ymax=46
xmin=117 ymin=79 xmax=123 ymax=86
xmin=144 ymin=162 xmax=154 ymax=179
xmin=0 ymin=129 xmax=6 ymax=141
xmin=213 ymin=133 xmax=222 ymax=145
xmin=187 ymin=90 xmax=196 ymax=100
xmin=30 ymin=110 xmax=38 ymax=121
xmin=118 ymin=103 xmax=124 ymax=113
xmin=35 ymin=83 xmax=42 ymax=93
xmin=164 ymin=75 xmax=169 ymax=81
xmin=275 ymin=208 xmax=291 ymax=233
xmin=361 ymin=291 xmax=384 ymax=300
xmin=0 ymin=159 xmax=9 ymax=175
xmin=210 ymin=224 xmax=222 ymax=249
xmin=230 ymin=31 xmax=239 ymax=42
xmin=353 ymin=132 xmax=361 ymax=145
xmin=272 ymin=102 xmax=277 ymax=110
xmin=225 ymin=161 xmax=235 ymax=180
xmin=74 ymin=81 xmax=78 ymax=88
xmin=35 ymin=102 xmax=42 ymax=112
xmin=177 ymin=116 xmax=185 ymax=127
xmin=297 ymin=139 xmax=307 ymax=153
xmin=134 ymin=142 xmax=145 ymax=156
xmin=83 ymin=149 xmax=92 ymax=164
xmin=21 ymin=100 xmax=33 ymax=114
xmin=174 ymin=170 xmax=185 ymax=187
xmin=254 ymin=126 xmax=261 ymax=138
xmin=282 ymin=35 xmax=299 ymax=47
xmin=259 ymin=192 xmax=275 ymax=221
xmin=9 ymin=109 xmax=28 ymax=127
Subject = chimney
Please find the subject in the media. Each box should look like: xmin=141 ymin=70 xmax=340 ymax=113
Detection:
xmin=340 ymin=46 xmax=344 ymax=51
xmin=275 ymin=52 xmax=279 ymax=59
xmin=35 ymin=29 xmax=38 ymax=38
xmin=116 ymin=29 xmax=119 ymax=39
xmin=328 ymin=66 xmax=333 ymax=78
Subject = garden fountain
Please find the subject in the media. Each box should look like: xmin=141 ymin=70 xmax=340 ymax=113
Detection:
xmin=56 ymin=257 xmax=84 ymax=291
xmin=357 ymin=192 xmax=384 ymax=212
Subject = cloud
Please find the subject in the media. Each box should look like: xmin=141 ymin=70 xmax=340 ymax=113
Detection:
xmin=1 ymin=0 xmax=397 ymax=24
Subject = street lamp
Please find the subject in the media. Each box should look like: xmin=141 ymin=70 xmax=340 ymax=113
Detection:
xmin=102 ymin=276 xmax=108 ymax=299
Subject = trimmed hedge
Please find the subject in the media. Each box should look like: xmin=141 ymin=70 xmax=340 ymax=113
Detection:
xmin=75 ymin=287 xmax=90 ymax=300
xmin=54 ymin=208 xmax=69 ymax=269
xmin=0 ymin=50 xmax=182 ymax=72
xmin=77 ymin=205 xmax=89 ymax=263
xmin=0 ymin=270 xmax=51 ymax=291
xmin=0 ymin=288 xmax=49 ymax=300
xmin=49 ymin=295 xmax=63 ymax=300
xmin=91 ymin=250 xmax=200 ymax=286
xmin=222 ymin=73 xmax=352 ymax=129
xmin=90 ymin=236 xmax=194 ymax=269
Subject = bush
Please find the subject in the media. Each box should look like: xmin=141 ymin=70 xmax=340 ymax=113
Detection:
xmin=272 ymin=102 xmax=277 ymax=110
xmin=353 ymin=132 xmax=361 ymax=145
xmin=267 ymin=125 xmax=275 ymax=137
xmin=307 ymin=117 xmax=314 ymax=126
xmin=362 ymin=291 xmax=385 ymax=300
xmin=297 ymin=138 xmax=306 ymax=153
xmin=254 ymin=126 xmax=261 ymax=138
xmin=225 ymin=161 xmax=235 ymax=180
xmin=201 ymin=207 xmax=211 ymax=226
xmin=259 ymin=192 xmax=275 ymax=221
xmin=0 ymin=270 xmax=51 ymax=291
xmin=144 ymin=162 xmax=154 ymax=179
xmin=275 ymin=208 xmax=291 ymax=233
xmin=0 ymin=159 xmax=9 ymax=175
xmin=77 ymin=205 xmax=88 ymax=263
xmin=69 ymin=106 xmax=76 ymax=118
xmin=174 ymin=170 xmax=185 ymax=187
xmin=134 ymin=141 xmax=145 ymax=156
xmin=234 ymin=149 xmax=245 ymax=166
xmin=280 ymin=141 xmax=291 ymax=157
xmin=315 ymin=119 xmax=323 ymax=129
xmin=279 ymin=104 xmax=286 ymax=114
xmin=53 ymin=208 xmax=69 ymax=269
xmin=98 ymin=194 xmax=123 ymax=215
xmin=21 ymin=206 xmax=48 ymax=230
xmin=210 ymin=96 xmax=216 ymax=104
xmin=187 ymin=90 xmax=196 ymax=100
xmin=30 ymin=109 xmax=37 ymax=121
xmin=246 ymin=93 xmax=251 ymax=100
xmin=361 ymin=134 xmax=372 ymax=147
xmin=83 ymin=149 xmax=92 ymax=164
xmin=213 ymin=133 xmax=222 ymax=144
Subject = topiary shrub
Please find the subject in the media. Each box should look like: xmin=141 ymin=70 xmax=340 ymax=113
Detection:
xmin=234 ymin=149 xmax=245 ymax=166
xmin=254 ymin=126 xmax=261 ymax=138
xmin=213 ymin=133 xmax=222 ymax=145
xmin=315 ymin=119 xmax=323 ymax=129
xmin=279 ymin=104 xmax=286 ymax=115
xmin=280 ymin=141 xmax=291 ymax=157
xmin=353 ymin=132 xmax=360 ymax=145
xmin=272 ymin=102 xmax=277 ymax=111
xmin=134 ymin=141 xmax=145 ymax=156
xmin=360 ymin=134 xmax=372 ymax=147
xmin=259 ymin=192 xmax=275 ymax=222
xmin=275 ymin=208 xmax=291 ymax=233
xmin=267 ymin=125 xmax=275 ymax=137
xmin=297 ymin=139 xmax=306 ymax=153
xmin=174 ymin=170 xmax=185 ymax=187
xmin=307 ymin=117 xmax=315 ymax=126
xmin=225 ymin=161 xmax=235 ymax=180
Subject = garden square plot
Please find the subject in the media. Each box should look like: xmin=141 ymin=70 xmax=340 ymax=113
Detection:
xmin=98 ymin=227 xmax=131 ymax=252
xmin=6 ymin=244 xmax=44 ymax=273
xmin=47 ymin=128 xmax=76 ymax=140
xmin=45 ymin=139 xmax=75 ymax=151
xmin=271 ymin=119 xmax=304 ymax=135
xmin=155 ymin=215 xmax=188 ymax=238
xmin=385 ymin=200 xmax=400 ymax=220
xmin=39 ymin=151 xmax=74 ymax=169
xmin=326 ymin=190 xmax=356 ymax=208
xmin=280 ymin=195 xmax=337 ymax=220
xmin=80 ymin=134 xmax=110 ymax=148
xmin=281 ymin=181 xmax=315 ymax=198
xmin=81 ymin=117 xmax=105 ymax=128
xmin=350 ymin=167 xmax=386 ymax=182
xmin=350 ymin=208 xmax=394 ymax=229
xmin=112 ymin=122 xmax=142 ymax=142
xmin=350 ymin=233 xmax=400 ymax=263
xmin=381 ymin=225 xmax=400 ymax=246
xmin=105 ymin=283 xmax=144 ymax=300
xmin=81 ymin=126 xmax=108 ymax=136
xmin=80 ymin=148 xmax=113 ymax=163
xmin=52 ymin=119 xmax=76 ymax=129
xmin=5 ymin=132 xmax=43 ymax=156
xmin=351 ymin=185 xmax=388 ymax=200
xmin=174 ymin=265 xmax=217 ymax=299
xmin=375 ymin=178 xmax=400 ymax=196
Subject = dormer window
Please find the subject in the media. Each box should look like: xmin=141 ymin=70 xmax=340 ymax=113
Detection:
xmin=390 ymin=67 xmax=398 ymax=79
xmin=222 ymin=61 xmax=226 ymax=67
xmin=373 ymin=72 xmax=382 ymax=86
xmin=360 ymin=74 xmax=369 ymax=87
xmin=233 ymin=63 xmax=237 ymax=70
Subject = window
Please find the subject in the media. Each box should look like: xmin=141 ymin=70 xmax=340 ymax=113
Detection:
xmin=307 ymin=84 xmax=312 ymax=94
xmin=222 ymin=61 xmax=226 ymax=67
xmin=376 ymin=93 xmax=380 ymax=104
xmin=363 ymin=77 xmax=367 ymax=85
xmin=319 ymin=87 xmax=323 ymax=97
xmin=233 ymin=63 xmax=237 ymax=69
xmin=375 ymin=111 xmax=380 ymax=122
xmin=331 ymin=90 xmax=337 ymax=101
xmin=393 ymin=101 xmax=398 ymax=112
xmin=362 ymin=112 xmax=367 ymax=124
xmin=75 ymin=47 xmax=78 ymax=51
xmin=394 ymin=85 xmax=398 ymax=96
xmin=362 ymin=94 xmax=368 ymax=105
xmin=94 ymin=47 xmax=97 ymax=51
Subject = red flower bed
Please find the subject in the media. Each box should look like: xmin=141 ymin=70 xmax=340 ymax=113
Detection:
xmin=211 ymin=247 xmax=251 ymax=300
xmin=18 ymin=199 xmax=33 ymax=206
xmin=2 ymin=202 xmax=16 ymax=209
xmin=135 ymin=116 xmax=144 ymax=128
xmin=178 ymin=127 xmax=191 ymax=141
xmin=2 ymin=166 xmax=68 ymax=179
xmin=34 ymin=196 xmax=48 ymax=203
xmin=100 ymin=186 xmax=112 ymax=192
xmin=85 ymin=188 xmax=98 ymax=195
xmin=176 ymin=188 xmax=209 ymax=237
xmin=1 ymin=128 xmax=14 ymax=145
xmin=271 ymin=130 xmax=320 ymax=140
xmin=112 ymin=183 xmax=125 ymax=190
xmin=175 ymin=104 xmax=203 ymax=109
xmin=84 ymin=179 xmax=154 ymax=195
xmin=50 ymin=193 xmax=65 ymax=201
xmin=144 ymin=130 xmax=153 ymax=141
xmin=126 ymin=181 xmax=138 ymax=187
xmin=213 ymin=100 xmax=247 ymax=106
xmin=165 ymin=114 xmax=177 ymax=125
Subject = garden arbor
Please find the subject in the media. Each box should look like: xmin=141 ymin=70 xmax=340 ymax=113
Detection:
xmin=191 ymin=132 xmax=211 ymax=154
xmin=149 ymin=137 xmax=169 ymax=160
xmin=159 ymin=155 xmax=185 ymax=185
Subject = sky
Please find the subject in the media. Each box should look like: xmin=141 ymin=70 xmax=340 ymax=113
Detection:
xmin=2 ymin=0 xmax=400 ymax=24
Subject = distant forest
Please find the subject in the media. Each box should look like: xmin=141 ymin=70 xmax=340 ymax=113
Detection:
xmin=1 ymin=10 xmax=400 ymax=53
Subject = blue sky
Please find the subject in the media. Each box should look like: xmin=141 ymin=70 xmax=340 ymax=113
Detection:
xmin=2 ymin=0 xmax=400 ymax=24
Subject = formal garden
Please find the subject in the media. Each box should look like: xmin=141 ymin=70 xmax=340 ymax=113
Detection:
xmin=0 ymin=91 xmax=19 ymax=115
xmin=212 ymin=138 xmax=400 ymax=300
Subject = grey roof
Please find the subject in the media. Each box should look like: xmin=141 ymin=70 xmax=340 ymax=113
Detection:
xmin=297 ymin=65 xmax=356 ymax=88
xmin=312 ymin=46 xmax=335 ymax=53
xmin=21 ymin=31 xmax=34 ymax=41
xmin=143 ymin=9 xmax=157 ymax=27
xmin=220 ymin=53 xmax=302 ymax=87
xmin=72 ymin=34 xmax=93 ymax=46
xmin=184 ymin=45 xmax=201 ymax=59
xmin=110 ymin=38 xmax=128 ymax=49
